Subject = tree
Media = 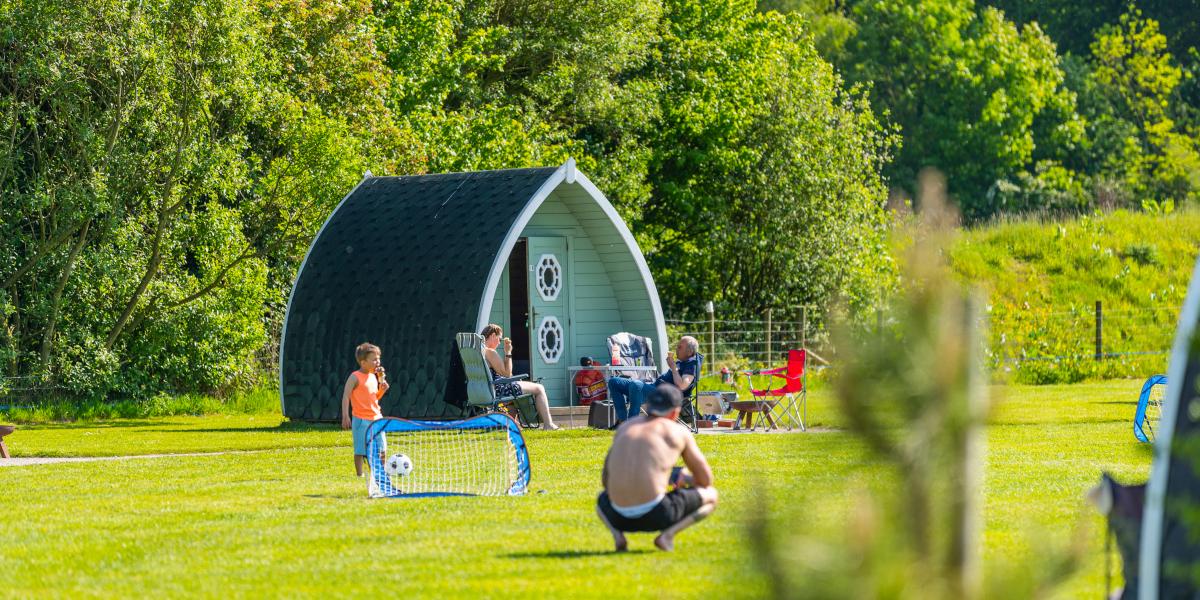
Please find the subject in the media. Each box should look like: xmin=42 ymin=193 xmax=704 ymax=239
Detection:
xmin=982 ymin=0 xmax=1200 ymax=60
xmin=372 ymin=0 xmax=661 ymax=198
xmin=1083 ymin=9 xmax=1200 ymax=208
xmin=370 ymin=0 xmax=898 ymax=323
xmin=633 ymin=0 xmax=898 ymax=321
xmin=0 ymin=0 xmax=416 ymax=398
xmin=839 ymin=0 xmax=1082 ymax=222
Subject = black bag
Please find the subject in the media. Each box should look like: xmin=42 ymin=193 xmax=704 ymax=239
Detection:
xmin=588 ymin=400 xmax=617 ymax=429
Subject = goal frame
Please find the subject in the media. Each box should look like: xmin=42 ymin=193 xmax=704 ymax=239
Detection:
xmin=363 ymin=414 xmax=531 ymax=498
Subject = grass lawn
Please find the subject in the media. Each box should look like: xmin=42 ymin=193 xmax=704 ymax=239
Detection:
xmin=0 ymin=379 xmax=1152 ymax=598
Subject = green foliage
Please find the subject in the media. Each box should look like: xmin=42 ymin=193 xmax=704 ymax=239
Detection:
xmin=755 ymin=0 xmax=858 ymax=57
xmin=26 ymin=0 xmax=1200 ymax=404
xmin=751 ymin=204 xmax=1110 ymax=598
xmin=1081 ymin=10 xmax=1200 ymax=208
xmin=987 ymin=161 xmax=1090 ymax=216
xmin=982 ymin=0 xmax=1200 ymax=60
xmin=637 ymin=1 xmax=898 ymax=322
xmin=0 ymin=0 xmax=898 ymax=404
xmin=376 ymin=0 xmax=899 ymax=326
xmin=839 ymin=0 xmax=1083 ymax=222
xmin=0 ymin=386 xmax=279 ymax=423
xmin=830 ymin=197 xmax=997 ymax=599
xmin=0 ymin=0 xmax=414 ymax=399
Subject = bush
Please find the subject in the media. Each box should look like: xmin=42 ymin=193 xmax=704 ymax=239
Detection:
xmin=0 ymin=386 xmax=280 ymax=424
xmin=986 ymin=162 xmax=1091 ymax=218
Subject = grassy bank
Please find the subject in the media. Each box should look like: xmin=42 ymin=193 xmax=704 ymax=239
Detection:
xmin=947 ymin=209 xmax=1200 ymax=383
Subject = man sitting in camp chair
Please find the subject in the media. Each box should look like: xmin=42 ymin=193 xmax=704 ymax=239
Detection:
xmin=597 ymin=384 xmax=718 ymax=552
xmin=606 ymin=336 xmax=700 ymax=428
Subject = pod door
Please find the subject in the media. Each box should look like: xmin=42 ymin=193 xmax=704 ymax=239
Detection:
xmin=528 ymin=237 xmax=569 ymax=404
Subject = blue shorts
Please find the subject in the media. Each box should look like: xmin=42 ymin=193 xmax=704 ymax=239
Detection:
xmin=352 ymin=417 xmax=384 ymax=456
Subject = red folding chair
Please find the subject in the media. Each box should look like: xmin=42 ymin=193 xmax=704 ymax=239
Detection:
xmin=743 ymin=349 xmax=806 ymax=431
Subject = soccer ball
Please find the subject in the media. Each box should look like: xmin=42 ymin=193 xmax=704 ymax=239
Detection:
xmin=385 ymin=453 xmax=413 ymax=477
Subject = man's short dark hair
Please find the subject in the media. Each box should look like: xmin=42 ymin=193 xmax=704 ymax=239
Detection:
xmin=645 ymin=384 xmax=683 ymax=417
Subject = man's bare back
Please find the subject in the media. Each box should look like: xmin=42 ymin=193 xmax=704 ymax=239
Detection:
xmin=604 ymin=416 xmax=701 ymax=506
xmin=596 ymin=383 xmax=718 ymax=552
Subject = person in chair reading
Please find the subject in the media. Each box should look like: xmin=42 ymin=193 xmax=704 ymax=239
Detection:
xmin=597 ymin=384 xmax=718 ymax=552
xmin=606 ymin=336 xmax=700 ymax=427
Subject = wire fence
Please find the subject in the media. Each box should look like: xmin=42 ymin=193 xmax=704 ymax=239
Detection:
xmin=670 ymin=301 xmax=1176 ymax=384
xmin=666 ymin=317 xmax=827 ymax=368
xmin=1 ymin=301 xmax=1178 ymax=401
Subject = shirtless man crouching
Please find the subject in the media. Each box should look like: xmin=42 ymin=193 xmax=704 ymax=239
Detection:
xmin=596 ymin=384 xmax=718 ymax=552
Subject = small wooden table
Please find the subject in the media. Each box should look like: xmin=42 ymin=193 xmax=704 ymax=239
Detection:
xmin=729 ymin=400 xmax=778 ymax=431
xmin=0 ymin=425 xmax=14 ymax=458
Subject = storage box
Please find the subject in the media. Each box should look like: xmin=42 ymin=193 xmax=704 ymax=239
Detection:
xmin=588 ymin=400 xmax=617 ymax=429
xmin=697 ymin=391 xmax=730 ymax=415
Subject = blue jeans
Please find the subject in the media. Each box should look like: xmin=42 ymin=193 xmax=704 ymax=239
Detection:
xmin=607 ymin=377 xmax=657 ymax=421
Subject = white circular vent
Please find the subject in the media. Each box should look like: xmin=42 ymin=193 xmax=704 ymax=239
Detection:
xmin=535 ymin=254 xmax=562 ymax=302
xmin=537 ymin=316 xmax=564 ymax=364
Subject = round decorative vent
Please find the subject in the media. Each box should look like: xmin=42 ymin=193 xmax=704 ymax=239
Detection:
xmin=537 ymin=316 xmax=564 ymax=364
xmin=535 ymin=254 xmax=562 ymax=302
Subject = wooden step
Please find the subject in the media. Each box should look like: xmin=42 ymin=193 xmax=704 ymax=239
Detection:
xmin=548 ymin=405 xmax=595 ymax=429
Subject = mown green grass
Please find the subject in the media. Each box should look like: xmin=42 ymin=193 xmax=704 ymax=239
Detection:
xmin=0 ymin=380 xmax=1151 ymax=598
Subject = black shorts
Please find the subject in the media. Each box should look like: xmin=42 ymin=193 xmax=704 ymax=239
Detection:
xmin=597 ymin=488 xmax=703 ymax=532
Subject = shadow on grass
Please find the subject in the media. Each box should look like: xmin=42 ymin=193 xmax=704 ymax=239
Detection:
xmin=990 ymin=418 xmax=1132 ymax=426
xmin=501 ymin=549 xmax=651 ymax=559
xmin=135 ymin=425 xmax=339 ymax=434
xmin=118 ymin=421 xmax=338 ymax=434
xmin=13 ymin=419 xmax=165 ymax=430
xmin=2 ymin=416 xmax=314 ymax=431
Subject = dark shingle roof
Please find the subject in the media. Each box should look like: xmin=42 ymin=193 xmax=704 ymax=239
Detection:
xmin=281 ymin=167 xmax=558 ymax=420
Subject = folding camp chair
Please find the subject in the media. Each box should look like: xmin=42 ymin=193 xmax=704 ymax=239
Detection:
xmin=587 ymin=332 xmax=657 ymax=428
xmin=606 ymin=332 xmax=656 ymax=381
xmin=455 ymin=333 xmax=541 ymax=428
xmin=742 ymin=349 xmax=806 ymax=431
xmin=676 ymin=354 xmax=704 ymax=432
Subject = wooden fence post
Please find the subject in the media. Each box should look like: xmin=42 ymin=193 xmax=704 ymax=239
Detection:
xmin=706 ymin=301 xmax=715 ymax=375
xmin=802 ymin=306 xmax=808 ymax=350
xmin=766 ymin=308 xmax=773 ymax=363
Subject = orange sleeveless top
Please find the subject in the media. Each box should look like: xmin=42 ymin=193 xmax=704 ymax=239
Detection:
xmin=349 ymin=370 xmax=383 ymax=420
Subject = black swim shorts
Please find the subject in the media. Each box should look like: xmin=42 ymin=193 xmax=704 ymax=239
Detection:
xmin=597 ymin=488 xmax=703 ymax=532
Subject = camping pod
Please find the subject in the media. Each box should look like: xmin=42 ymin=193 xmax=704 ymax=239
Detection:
xmin=280 ymin=160 xmax=667 ymax=420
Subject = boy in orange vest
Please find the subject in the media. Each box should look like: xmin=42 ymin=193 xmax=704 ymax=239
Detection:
xmin=341 ymin=342 xmax=389 ymax=476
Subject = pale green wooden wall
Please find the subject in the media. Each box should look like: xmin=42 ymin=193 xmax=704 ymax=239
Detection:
xmin=487 ymin=267 xmax=509 ymax=334
xmin=483 ymin=185 xmax=660 ymax=406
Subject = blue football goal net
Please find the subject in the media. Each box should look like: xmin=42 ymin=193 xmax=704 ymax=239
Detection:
xmin=1134 ymin=374 xmax=1167 ymax=443
xmin=363 ymin=414 xmax=531 ymax=498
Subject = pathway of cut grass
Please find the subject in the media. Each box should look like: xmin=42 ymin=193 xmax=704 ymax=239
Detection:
xmin=0 ymin=380 xmax=1152 ymax=598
